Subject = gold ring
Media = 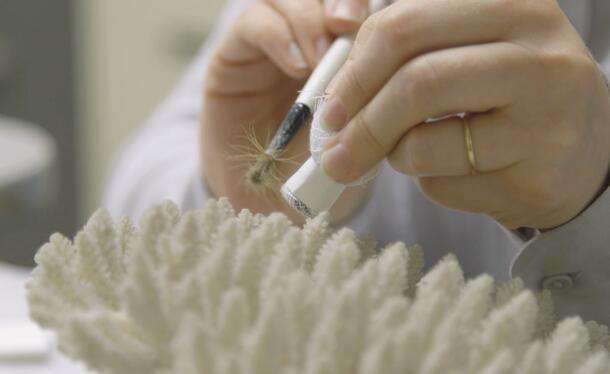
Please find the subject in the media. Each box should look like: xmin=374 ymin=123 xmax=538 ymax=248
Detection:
xmin=463 ymin=115 xmax=478 ymax=175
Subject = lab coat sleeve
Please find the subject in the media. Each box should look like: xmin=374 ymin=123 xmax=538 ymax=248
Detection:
xmin=511 ymin=1 xmax=610 ymax=327
xmin=101 ymin=53 xmax=210 ymax=221
xmin=102 ymin=0 xmax=250 ymax=221
xmin=511 ymin=186 xmax=610 ymax=327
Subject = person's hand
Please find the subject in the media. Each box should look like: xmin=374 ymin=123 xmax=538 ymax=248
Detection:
xmin=202 ymin=0 xmax=370 ymax=221
xmin=320 ymin=0 xmax=610 ymax=229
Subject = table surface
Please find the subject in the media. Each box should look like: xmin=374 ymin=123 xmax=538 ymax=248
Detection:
xmin=0 ymin=262 xmax=89 ymax=374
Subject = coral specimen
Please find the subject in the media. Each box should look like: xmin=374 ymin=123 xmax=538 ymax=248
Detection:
xmin=27 ymin=199 xmax=610 ymax=374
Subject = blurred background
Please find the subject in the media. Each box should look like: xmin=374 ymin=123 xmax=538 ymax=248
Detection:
xmin=0 ymin=0 xmax=225 ymax=266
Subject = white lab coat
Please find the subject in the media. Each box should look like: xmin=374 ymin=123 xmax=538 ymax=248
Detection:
xmin=104 ymin=0 xmax=610 ymax=326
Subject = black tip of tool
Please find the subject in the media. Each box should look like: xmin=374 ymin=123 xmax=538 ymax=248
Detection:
xmin=267 ymin=103 xmax=311 ymax=154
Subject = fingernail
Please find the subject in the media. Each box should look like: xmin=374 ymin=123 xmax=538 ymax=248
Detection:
xmin=321 ymin=142 xmax=352 ymax=183
xmin=288 ymin=43 xmax=308 ymax=69
xmin=332 ymin=0 xmax=366 ymax=22
xmin=321 ymin=96 xmax=347 ymax=131
xmin=315 ymin=37 xmax=331 ymax=62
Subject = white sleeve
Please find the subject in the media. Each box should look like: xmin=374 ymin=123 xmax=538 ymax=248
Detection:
xmin=102 ymin=0 xmax=252 ymax=221
xmin=510 ymin=0 xmax=610 ymax=327
xmin=511 ymin=185 xmax=610 ymax=327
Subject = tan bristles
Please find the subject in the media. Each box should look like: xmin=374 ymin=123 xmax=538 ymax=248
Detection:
xmin=246 ymin=152 xmax=281 ymax=190
xmin=228 ymin=124 xmax=300 ymax=199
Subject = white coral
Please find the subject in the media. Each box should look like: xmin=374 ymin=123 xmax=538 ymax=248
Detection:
xmin=26 ymin=199 xmax=610 ymax=374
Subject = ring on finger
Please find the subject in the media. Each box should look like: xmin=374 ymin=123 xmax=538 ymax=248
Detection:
xmin=462 ymin=115 xmax=478 ymax=175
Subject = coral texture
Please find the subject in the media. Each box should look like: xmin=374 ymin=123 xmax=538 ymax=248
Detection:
xmin=27 ymin=199 xmax=610 ymax=374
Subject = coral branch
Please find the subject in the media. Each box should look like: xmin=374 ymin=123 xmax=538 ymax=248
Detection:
xmin=27 ymin=199 xmax=610 ymax=374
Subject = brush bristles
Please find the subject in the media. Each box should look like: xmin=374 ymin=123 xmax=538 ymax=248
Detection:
xmin=246 ymin=153 xmax=281 ymax=190
xmin=227 ymin=125 xmax=279 ymax=194
xmin=228 ymin=124 xmax=303 ymax=200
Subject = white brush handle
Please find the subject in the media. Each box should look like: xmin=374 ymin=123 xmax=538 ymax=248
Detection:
xmin=282 ymin=0 xmax=392 ymax=217
xmin=295 ymin=0 xmax=392 ymax=110
xmin=295 ymin=36 xmax=354 ymax=110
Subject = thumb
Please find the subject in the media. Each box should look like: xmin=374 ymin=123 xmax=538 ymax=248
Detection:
xmin=324 ymin=0 xmax=369 ymax=35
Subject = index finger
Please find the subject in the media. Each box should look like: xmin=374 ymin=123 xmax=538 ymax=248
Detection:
xmin=320 ymin=41 xmax=526 ymax=184
xmin=321 ymin=0 xmax=518 ymax=132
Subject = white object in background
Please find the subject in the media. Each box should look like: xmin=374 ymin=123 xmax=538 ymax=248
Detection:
xmin=0 ymin=116 xmax=56 ymax=189
xmin=0 ymin=115 xmax=58 ymax=266
xmin=0 ymin=322 xmax=52 ymax=361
